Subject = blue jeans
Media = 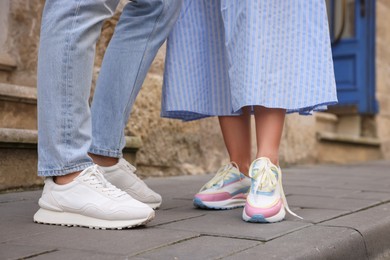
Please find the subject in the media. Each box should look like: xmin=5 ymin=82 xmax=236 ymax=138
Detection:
xmin=37 ymin=0 xmax=182 ymax=176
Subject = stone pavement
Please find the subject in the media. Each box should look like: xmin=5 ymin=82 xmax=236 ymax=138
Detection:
xmin=1 ymin=161 xmax=390 ymax=260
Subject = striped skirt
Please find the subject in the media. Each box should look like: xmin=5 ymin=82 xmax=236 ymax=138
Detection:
xmin=161 ymin=0 xmax=338 ymax=121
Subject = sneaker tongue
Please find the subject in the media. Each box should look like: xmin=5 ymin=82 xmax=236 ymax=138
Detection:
xmin=78 ymin=165 xmax=128 ymax=198
xmin=250 ymin=158 xmax=268 ymax=178
xmin=203 ymin=165 xmax=236 ymax=190
xmin=77 ymin=165 xmax=105 ymax=184
xmin=77 ymin=165 xmax=97 ymax=178
xmin=119 ymin=158 xmax=137 ymax=172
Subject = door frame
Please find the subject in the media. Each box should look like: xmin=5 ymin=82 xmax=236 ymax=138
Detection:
xmin=329 ymin=0 xmax=377 ymax=115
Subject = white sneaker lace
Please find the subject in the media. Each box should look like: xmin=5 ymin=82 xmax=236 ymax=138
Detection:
xmin=250 ymin=158 xmax=302 ymax=219
xmin=121 ymin=159 xmax=146 ymax=185
xmin=81 ymin=165 xmax=127 ymax=198
xmin=201 ymin=162 xmax=240 ymax=191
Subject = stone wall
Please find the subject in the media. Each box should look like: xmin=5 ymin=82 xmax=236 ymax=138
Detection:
xmin=2 ymin=0 xmax=389 ymax=180
xmin=1 ymin=0 xmax=44 ymax=86
xmin=376 ymin=0 xmax=390 ymax=160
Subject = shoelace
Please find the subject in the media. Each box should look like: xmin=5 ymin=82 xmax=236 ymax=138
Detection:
xmin=122 ymin=159 xmax=146 ymax=185
xmin=201 ymin=162 xmax=240 ymax=191
xmin=81 ymin=165 xmax=127 ymax=198
xmin=250 ymin=159 xmax=302 ymax=219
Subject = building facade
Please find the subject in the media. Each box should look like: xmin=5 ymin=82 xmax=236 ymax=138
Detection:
xmin=0 ymin=0 xmax=389 ymax=190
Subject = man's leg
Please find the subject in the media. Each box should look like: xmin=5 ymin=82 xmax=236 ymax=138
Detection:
xmin=89 ymin=0 xmax=182 ymax=158
xmin=88 ymin=0 xmax=182 ymax=209
xmin=37 ymin=0 xmax=120 ymax=177
xmin=35 ymin=0 xmax=154 ymax=229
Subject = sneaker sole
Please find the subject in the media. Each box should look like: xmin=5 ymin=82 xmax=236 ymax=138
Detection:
xmin=242 ymin=206 xmax=286 ymax=223
xmin=193 ymin=197 xmax=246 ymax=210
xmin=146 ymin=202 xmax=162 ymax=210
xmin=33 ymin=208 xmax=155 ymax=230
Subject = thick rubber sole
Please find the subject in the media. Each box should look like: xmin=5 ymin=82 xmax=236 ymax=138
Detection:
xmin=193 ymin=197 xmax=246 ymax=210
xmin=242 ymin=206 xmax=286 ymax=223
xmin=33 ymin=208 xmax=155 ymax=230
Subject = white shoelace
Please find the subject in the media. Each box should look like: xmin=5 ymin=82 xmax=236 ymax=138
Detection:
xmin=121 ymin=159 xmax=146 ymax=185
xmin=80 ymin=165 xmax=127 ymax=198
xmin=250 ymin=159 xmax=302 ymax=219
xmin=202 ymin=162 xmax=240 ymax=191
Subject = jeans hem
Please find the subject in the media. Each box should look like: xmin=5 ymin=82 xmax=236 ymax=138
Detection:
xmin=88 ymin=147 xmax=122 ymax=158
xmin=38 ymin=162 xmax=94 ymax=177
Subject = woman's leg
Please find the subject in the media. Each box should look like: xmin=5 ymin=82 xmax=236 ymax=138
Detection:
xmin=253 ymin=106 xmax=286 ymax=165
xmin=242 ymin=106 xmax=302 ymax=223
xmin=193 ymin=106 xmax=252 ymax=210
xmin=218 ymin=106 xmax=252 ymax=175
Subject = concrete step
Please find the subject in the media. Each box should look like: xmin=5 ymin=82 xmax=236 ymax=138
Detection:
xmin=0 ymin=54 xmax=17 ymax=72
xmin=316 ymin=131 xmax=382 ymax=163
xmin=0 ymin=128 xmax=142 ymax=191
xmin=0 ymin=82 xmax=37 ymax=129
xmin=315 ymin=112 xmax=382 ymax=163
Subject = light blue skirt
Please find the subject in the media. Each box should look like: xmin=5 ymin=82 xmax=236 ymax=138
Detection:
xmin=161 ymin=0 xmax=338 ymax=121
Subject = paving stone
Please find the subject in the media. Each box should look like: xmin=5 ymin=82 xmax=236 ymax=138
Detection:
xmin=158 ymin=208 xmax=311 ymax=241
xmin=0 ymin=215 xmax=68 ymax=243
xmin=225 ymin=226 xmax=367 ymax=260
xmin=0 ymin=200 xmax=64 ymax=243
xmin=280 ymin=179 xmax=326 ymax=188
xmin=145 ymin=174 xmax=209 ymax=195
xmin=0 ymin=190 xmax=40 ymax=203
xmin=328 ymin=180 xmax=390 ymax=192
xmin=283 ymin=186 xmax=355 ymax=197
xmin=145 ymin=175 xmax=208 ymax=206
xmin=285 ymin=164 xmax=390 ymax=179
xmin=132 ymin=235 xmax=260 ymax=260
xmin=28 ymin=249 xmax=125 ymax=260
xmin=287 ymin=194 xmax=380 ymax=211
xmin=150 ymin=205 xmax=205 ymax=227
xmin=0 ymin=243 xmax=56 ymax=260
xmin=10 ymin=226 xmax=199 ymax=256
xmin=0 ymin=199 xmax=39 ymax=218
xmin=320 ymin=203 xmax=390 ymax=260
xmin=287 ymin=208 xmax=350 ymax=223
xmin=157 ymin=197 xmax=193 ymax=210
xmin=339 ymin=190 xmax=390 ymax=202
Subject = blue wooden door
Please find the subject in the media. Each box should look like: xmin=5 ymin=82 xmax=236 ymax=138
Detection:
xmin=327 ymin=0 xmax=377 ymax=114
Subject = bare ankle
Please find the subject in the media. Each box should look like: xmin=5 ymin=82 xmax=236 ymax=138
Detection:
xmin=255 ymin=152 xmax=279 ymax=166
xmin=88 ymin=153 xmax=119 ymax=167
xmin=54 ymin=171 xmax=82 ymax=185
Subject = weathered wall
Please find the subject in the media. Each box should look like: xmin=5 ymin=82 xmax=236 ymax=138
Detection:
xmin=3 ymin=0 xmax=44 ymax=86
xmin=2 ymin=0 xmax=389 ymax=181
xmin=376 ymin=0 xmax=390 ymax=160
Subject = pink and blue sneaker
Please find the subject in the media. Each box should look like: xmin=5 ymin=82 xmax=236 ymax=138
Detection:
xmin=193 ymin=163 xmax=251 ymax=210
xmin=242 ymin=157 xmax=302 ymax=223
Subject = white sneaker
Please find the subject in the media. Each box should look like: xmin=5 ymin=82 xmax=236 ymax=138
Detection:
xmin=242 ymin=157 xmax=302 ymax=223
xmin=34 ymin=165 xmax=155 ymax=229
xmin=99 ymin=158 xmax=162 ymax=209
xmin=193 ymin=163 xmax=251 ymax=209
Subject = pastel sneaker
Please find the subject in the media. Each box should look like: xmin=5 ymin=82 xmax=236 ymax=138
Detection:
xmin=100 ymin=158 xmax=162 ymax=209
xmin=242 ymin=157 xmax=302 ymax=223
xmin=193 ymin=163 xmax=251 ymax=209
xmin=34 ymin=165 xmax=155 ymax=229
